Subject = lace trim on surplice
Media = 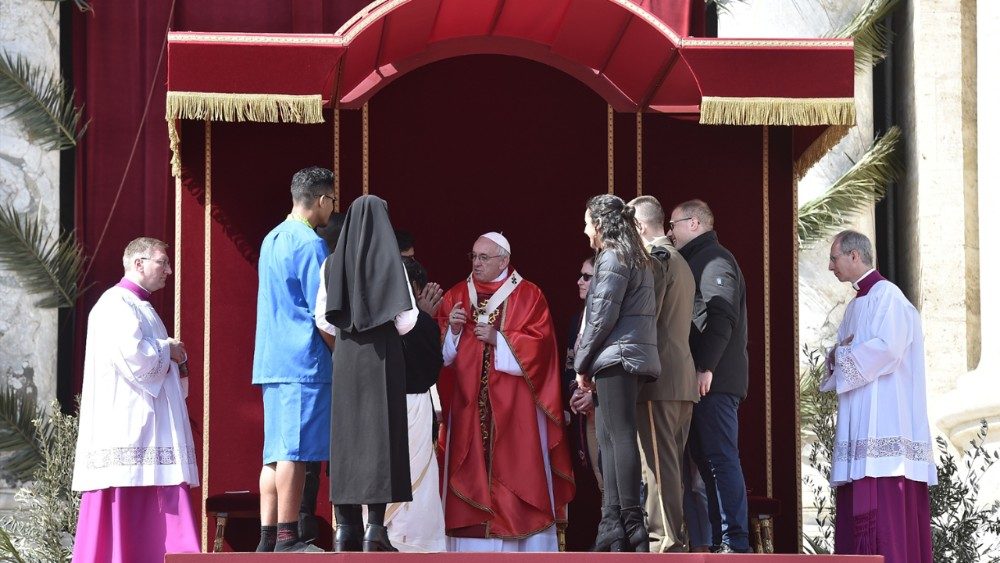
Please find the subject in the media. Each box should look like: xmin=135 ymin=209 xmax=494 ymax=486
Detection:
xmin=833 ymin=436 xmax=933 ymax=463
xmin=86 ymin=444 xmax=197 ymax=469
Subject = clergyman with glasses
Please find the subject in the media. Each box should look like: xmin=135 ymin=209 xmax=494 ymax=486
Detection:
xmin=251 ymin=166 xmax=337 ymax=552
xmin=72 ymin=237 xmax=200 ymax=562
xmin=435 ymin=232 xmax=575 ymax=552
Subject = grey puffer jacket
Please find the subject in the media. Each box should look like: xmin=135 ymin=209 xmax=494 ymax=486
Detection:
xmin=574 ymin=249 xmax=661 ymax=380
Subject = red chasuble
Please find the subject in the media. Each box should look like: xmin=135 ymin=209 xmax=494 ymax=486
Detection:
xmin=436 ymin=273 xmax=574 ymax=539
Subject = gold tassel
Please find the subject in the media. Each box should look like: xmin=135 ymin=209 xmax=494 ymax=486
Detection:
xmin=166 ymin=92 xmax=324 ymax=124
xmin=699 ymin=97 xmax=856 ymax=127
xmin=167 ymin=118 xmax=182 ymax=178
xmin=793 ymin=125 xmax=851 ymax=181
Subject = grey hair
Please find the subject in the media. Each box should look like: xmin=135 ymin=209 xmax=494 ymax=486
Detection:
xmin=834 ymin=230 xmax=874 ymax=266
xmin=674 ymin=199 xmax=714 ymax=230
xmin=123 ymin=237 xmax=168 ymax=270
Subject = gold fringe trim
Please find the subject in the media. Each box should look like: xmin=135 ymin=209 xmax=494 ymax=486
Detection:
xmin=793 ymin=124 xmax=852 ymax=181
xmin=166 ymin=92 xmax=324 ymax=177
xmin=166 ymin=91 xmax=324 ymax=124
xmin=699 ymin=97 xmax=856 ymax=127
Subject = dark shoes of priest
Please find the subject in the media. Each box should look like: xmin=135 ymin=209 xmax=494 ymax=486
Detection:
xmin=273 ymin=539 xmax=324 ymax=552
xmin=334 ymin=524 xmax=364 ymax=552
xmin=362 ymin=523 xmax=399 ymax=552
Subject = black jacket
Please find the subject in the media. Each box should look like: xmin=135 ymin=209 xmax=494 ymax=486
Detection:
xmin=678 ymin=231 xmax=748 ymax=400
xmin=574 ymin=249 xmax=660 ymax=380
xmin=401 ymin=310 xmax=443 ymax=394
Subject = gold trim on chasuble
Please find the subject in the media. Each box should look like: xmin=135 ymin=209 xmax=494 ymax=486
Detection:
xmin=201 ymin=120 xmax=212 ymax=547
xmin=762 ymin=127 xmax=773 ymax=499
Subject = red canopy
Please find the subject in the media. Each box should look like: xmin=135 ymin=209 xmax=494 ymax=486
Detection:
xmin=167 ymin=0 xmax=854 ymax=117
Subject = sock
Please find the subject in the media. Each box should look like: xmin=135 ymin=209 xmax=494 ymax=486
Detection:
xmin=256 ymin=525 xmax=277 ymax=552
xmin=368 ymin=503 xmax=386 ymax=526
xmin=275 ymin=521 xmax=299 ymax=545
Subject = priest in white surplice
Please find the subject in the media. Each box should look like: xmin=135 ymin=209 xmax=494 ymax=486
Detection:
xmin=821 ymin=230 xmax=936 ymax=563
xmin=72 ymin=237 xmax=200 ymax=562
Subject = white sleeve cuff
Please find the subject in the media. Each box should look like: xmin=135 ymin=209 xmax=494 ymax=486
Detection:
xmin=494 ymin=335 xmax=523 ymax=376
xmin=443 ymin=328 xmax=460 ymax=366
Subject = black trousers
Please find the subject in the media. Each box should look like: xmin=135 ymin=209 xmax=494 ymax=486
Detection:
xmin=594 ymin=365 xmax=642 ymax=508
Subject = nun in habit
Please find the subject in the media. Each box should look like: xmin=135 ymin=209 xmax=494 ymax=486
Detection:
xmin=324 ymin=195 xmax=418 ymax=552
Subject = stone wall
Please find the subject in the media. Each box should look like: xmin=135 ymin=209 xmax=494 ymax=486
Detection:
xmin=0 ymin=0 xmax=62 ymax=510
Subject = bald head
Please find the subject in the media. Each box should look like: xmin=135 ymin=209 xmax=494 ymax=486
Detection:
xmin=627 ymin=195 xmax=666 ymax=241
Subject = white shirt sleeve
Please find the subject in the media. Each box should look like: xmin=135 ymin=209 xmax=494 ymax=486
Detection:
xmin=314 ymin=262 xmax=337 ymax=336
xmin=394 ymin=266 xmax=419 ymax=336
xmin=443 ymin=328 xmax=460 ymax=366
xmin=495 ymin=334 xmax=524 ymax=376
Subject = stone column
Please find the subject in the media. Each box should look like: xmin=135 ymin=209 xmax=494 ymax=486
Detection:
xmin=0 ymin=0 xmax=62 ymax=510
xmin=935 ymin=0 xmax=1000 ymax=456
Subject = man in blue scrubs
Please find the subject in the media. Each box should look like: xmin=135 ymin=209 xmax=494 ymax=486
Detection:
xmin=252 ymin=166 xmax=337 ymax=552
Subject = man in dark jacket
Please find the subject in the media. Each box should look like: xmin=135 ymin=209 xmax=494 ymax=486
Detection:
xmin=668 ymin=199 xmax=750 ymax=553
xmin=628 ymin=195 xmax=699 ymax=553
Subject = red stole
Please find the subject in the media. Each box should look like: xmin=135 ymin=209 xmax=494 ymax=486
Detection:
xmin=436 ymin=274 xmax=574 ymax=539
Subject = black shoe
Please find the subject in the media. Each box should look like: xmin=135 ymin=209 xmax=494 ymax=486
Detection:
xmin=334 ymin=524 xmax=364 ymax=552
xmin=274 ymin=539 xmax=324 ymax=552
xmin=712 ymin=543 xmax=753 ymax=554
xmin=591 ymin=505 xmax=626 ymax=552
xmin=299 ymin=512 xmax=319 ymax=544
xmin=621 ymin=505 xmax=649 ymax=553
xmin=363 ymin=523 xmax=398 ymax=552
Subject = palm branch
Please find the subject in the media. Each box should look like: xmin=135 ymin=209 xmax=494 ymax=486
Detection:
xmin=0 ymin=50 xmax=87 ymax=150
xmin=831 ymin=0 xmax=902 ymax=71
xmin=0 ymin=526 xmax=27 ymax=563
xmin=797 ymin=126 xmax=902 ymax=247
xmin=0 ymin=204 xmax=88 ymax=308
xmin=0 ymin=385 xmax=46 ymax=483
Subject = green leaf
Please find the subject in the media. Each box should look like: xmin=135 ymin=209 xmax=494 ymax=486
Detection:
xmin=0 ymin=50 xmax=87 ymax=150
xmin=0 ymin=385 xmax=46 ymax=483
xmin=797 ymin=126 xmax=902 ymax=248
xmin=0 ymin=203 xmax=88 ymax=309
xmin=831 ymin=0 xmax=902 ymax=72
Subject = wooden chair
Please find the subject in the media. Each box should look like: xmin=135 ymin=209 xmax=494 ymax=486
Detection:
xmin=748 ymin=496 xmax=780 ymax=553
xmin=204 ymin=492 xmax=260 ymax=552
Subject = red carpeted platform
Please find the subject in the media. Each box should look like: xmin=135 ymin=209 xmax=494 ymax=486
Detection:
xmin=167 ymin=554 xmax=881 ymax=562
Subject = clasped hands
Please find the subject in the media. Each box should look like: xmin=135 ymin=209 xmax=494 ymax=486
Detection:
xmin=827 ymin=334 xmax=854 ymax=369
xmin=571 ymin=375 xmax=595 ymax=415
xmin=448 ymin=302 xmax=497 ymax=345
xmin=167 ymin=338 xmax=189 ymax=377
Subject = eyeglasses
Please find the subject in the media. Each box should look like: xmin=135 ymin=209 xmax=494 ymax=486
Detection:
xmin=317 ymin=194 xmax=336 ymax=206
xmin=579 ymin=273 xmax=593 ymax=282
xmin=140 ymin=257 xmax=171 ymax=268
xmin=829 ymin=252 xmax=847 ymax=262
xmin=668 ymin=217 xmax=693 ymax=231
xmin=468 ymin=252 xmax=502 ymax=263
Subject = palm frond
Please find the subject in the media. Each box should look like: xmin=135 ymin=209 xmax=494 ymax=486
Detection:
xmin=0 ymin=50 xmax=87 ymax=150
xmin=0 ymin=204 xmax=88 ymax=309
xmin=831 ymin=0 xmax=902 ymax=71
xmin=0 ymin=385 xmax=46 ymax=483
xmin=797 ymin=126 xmax=902 ymax=247
xmin=0 ymin=526 xmax=27 ymax=563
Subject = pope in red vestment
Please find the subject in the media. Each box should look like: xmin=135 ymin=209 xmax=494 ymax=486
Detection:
xmin=436 ymin=233 xmax=574 ymax=549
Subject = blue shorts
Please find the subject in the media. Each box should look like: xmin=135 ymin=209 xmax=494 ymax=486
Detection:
xmin=261 ymin=382 xmax=331 ymax=464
